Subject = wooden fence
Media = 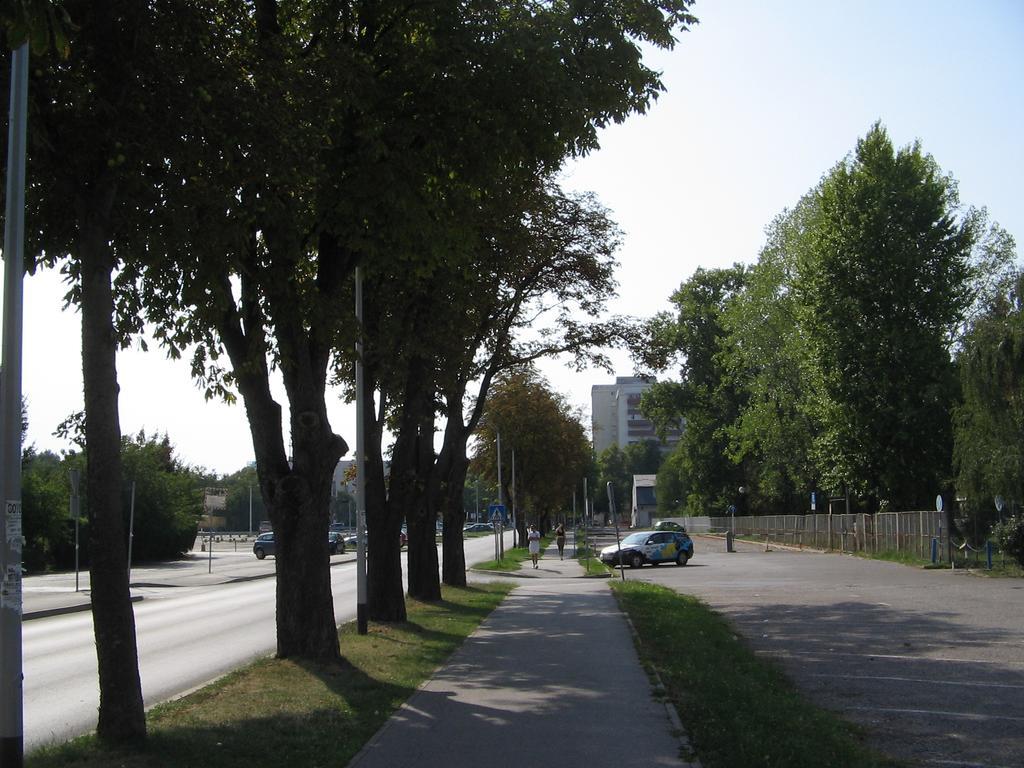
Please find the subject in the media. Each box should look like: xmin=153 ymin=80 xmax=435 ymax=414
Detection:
xmin=705 ymin=511 xmax=947 ymax=558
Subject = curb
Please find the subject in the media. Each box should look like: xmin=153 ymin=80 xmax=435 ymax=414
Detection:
xmin=24 ymin=593 xmax=144 ymax=622
xmin=613 ymin=587 xmax=703 ymax=768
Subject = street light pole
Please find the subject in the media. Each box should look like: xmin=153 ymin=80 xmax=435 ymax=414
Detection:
xmin=0 ymin=41 xmax=29 ymax=768
xmin=511 ymin=448 xmax=516 ymax=548
xmin=496 ymin=431 xmax=504 ymax=559
xmin=355 ymin=266 xmax=368 ymax=634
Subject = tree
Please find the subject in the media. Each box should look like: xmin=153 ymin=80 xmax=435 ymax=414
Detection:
xmin=471 ymin=368 xmax=590 ymax=536
xmin=120 ymin=432 xmax=201 ymax=561
xmin=21 ymin=448 xmax=74 ymax=572
xmin=8 ymin=0 xmax=187 ymax=741
xmin=655 ymin=449 xmax=688 ymax=515
xmin=954 ymin=267 xmax=1023 ymax=531
xmin=796 ymin=123 xmax=977 ymax=510
xmin=718 ymin=201 xmax=818 ymax=513
xmin=636 ymin=265 xmax=748 ymax=514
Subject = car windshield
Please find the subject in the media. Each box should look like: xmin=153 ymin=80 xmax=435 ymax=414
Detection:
xmin=621 ymin=533 xmax=650 ymax=545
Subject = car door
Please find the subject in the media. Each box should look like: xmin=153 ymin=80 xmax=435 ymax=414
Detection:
xmin=646 ymin=532 xmax=677 ymax=563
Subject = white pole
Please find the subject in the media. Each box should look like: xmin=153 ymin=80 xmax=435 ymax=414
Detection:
xmin=0 ymin=43 xmax=29 ymax=768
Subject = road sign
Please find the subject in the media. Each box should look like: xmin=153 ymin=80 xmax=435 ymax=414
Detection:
xmin=995 ymin=495 xmax=1005 ymax=513
xmin=488 ymin=503 xmax=506 ymax=524
xmin=935 ymin=494 xmax=943 ymax=513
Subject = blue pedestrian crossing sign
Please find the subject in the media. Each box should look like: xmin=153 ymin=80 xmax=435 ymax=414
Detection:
xmin=488 ymin=504 xmax=506 ymax=524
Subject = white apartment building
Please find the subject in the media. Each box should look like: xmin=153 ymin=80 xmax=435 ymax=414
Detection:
xmin=591 ymin=376 xmax=682 ymax=456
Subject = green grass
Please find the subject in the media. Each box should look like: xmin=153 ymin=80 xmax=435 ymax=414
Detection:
xmin=27 ymin=583 xmax=513 ymax=768
xmin=612 ymin=581 xmax=901 ymax=768
xmin=574 ymin=543 xmax=612 ymax=576
xmin=855 ymin=548 xmax=1023 ymax=576
xmin=472 ymin=535 xmax=551 ymax=571
xmin=855 ymin=548 xmax=934 ymax=567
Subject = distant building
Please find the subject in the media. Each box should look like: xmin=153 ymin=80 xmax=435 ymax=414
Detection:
xmin=591 ymin=376 xmax=682 ymax=456
xmin=632 ymin=474 xmax=658 ymax=528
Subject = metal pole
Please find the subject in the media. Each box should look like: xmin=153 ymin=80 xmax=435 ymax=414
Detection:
xmin=355 ymin=266 xmax=368 ymax=634
xmin=0 ymin=42 xmax=29 ymax=768
xmin=511 ymin=448 xmax=516 ymax=548
xmin=496 ymin=431 xmax=504 ymax=559
xmin=127 ymin=481 xmax=135 ymax=584
xmin=248 ymin=485 xmax=252 ymax=533
xmin=69 ymin=469 xmax=80 ymax=592
xmin=608 ymin=482 xmax=625 ymax=582
xmin=205 ymin=491 xmax=213 ymax=574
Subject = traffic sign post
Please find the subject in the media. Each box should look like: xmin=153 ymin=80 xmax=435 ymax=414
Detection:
xmin=488 ymin=504 xmax=505 ymax=561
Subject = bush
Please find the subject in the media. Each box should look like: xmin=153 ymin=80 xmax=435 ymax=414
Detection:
xmin=992 ymin=515 xmax=1024 ymax=567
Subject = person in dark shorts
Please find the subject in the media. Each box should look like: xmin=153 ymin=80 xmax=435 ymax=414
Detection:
xmin=555 ymin=523 xmax=566 ymax=560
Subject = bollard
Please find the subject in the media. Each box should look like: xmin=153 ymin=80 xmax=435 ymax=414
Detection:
xmin=726 ymin=530 xmax=734 ymax=553
xmin=930 ymin=537 xmax=937 ymax=564
xmin=986 ymin=540 xmax=993 ymax=570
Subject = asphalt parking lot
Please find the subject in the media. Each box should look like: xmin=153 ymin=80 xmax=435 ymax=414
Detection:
xmin=588 ymin=530 xmax=1024 ymax=768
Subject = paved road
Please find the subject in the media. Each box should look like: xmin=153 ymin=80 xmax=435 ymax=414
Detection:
xmin=21 ymin=532 xmax=508 ymax=751
xmin=600 ymin=532 xmax=1023 ymax=768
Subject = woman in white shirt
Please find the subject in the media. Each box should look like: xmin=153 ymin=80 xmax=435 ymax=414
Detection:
xmin=527 ymin=524 xmax=541 ymax=569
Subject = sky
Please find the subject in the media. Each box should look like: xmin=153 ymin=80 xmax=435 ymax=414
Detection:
xmin=8 ymin=0 xmax=1024 ymax=476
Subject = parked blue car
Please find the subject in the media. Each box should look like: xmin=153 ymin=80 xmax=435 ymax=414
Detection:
xmin=600 ymin=530 xmax=694 ymax=568
xmin=252 ymin=531 xmax=346 ymax=559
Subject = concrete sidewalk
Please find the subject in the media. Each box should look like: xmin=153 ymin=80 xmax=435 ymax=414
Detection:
xmin=349 ymin=539 xmax=699 ymax=768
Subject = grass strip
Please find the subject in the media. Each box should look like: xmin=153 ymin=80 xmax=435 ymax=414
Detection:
xmin=574 ymin=544 xmax=612 ymax=576
xmin=612 ymin=581 xmax=901 ymax=768
xmin=473 ymin=535 xmax=551 ymax=571
xmin=855 ymin=548 xmax=1023 ymax=576
xmin=28 ymin=583 xmax=513 ymax=768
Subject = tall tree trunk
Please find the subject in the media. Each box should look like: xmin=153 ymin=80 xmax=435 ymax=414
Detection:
xmin=441 ymin=454 xmax=470 ymax=586
xmin=80 ymin=204 xmax=146 ymax=743
xmin=365 ymin=387 xmax=406 ymax=621
xmin=272 ymin=395 xmax=344 ymax=659
xmin=406 ymin=402 xmax=440 ymax=602
xmin=220 ymin=301 xmax=346 ymax=659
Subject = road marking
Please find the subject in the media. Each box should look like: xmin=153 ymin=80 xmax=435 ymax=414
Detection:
xmin=806 ymin=673 xmax=1024 ymax=690
xmin=847 ymin=706 xmax=1024 ymax=723
xmin=760 ymin=649 xmax=1024 ymax=666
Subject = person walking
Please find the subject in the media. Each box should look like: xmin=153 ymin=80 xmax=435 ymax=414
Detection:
xmin=555 ymin=523 xmax=566 ymax=560
xmin=528 ymin=524 xmax=541 ymax=568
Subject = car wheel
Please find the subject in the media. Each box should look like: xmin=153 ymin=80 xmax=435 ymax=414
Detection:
xmin=254 ymin=548 xmax=266 ymax=560
xmin=629 ymin=552 xmax=643 ymax=569
xmin=676 ymin=551 xmax=689 ymax=566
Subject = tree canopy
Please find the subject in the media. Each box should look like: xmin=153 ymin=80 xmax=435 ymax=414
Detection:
xmin=636 ymin=123 xmax=1017 ymax=517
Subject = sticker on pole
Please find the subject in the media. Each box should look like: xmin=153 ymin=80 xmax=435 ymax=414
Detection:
xmin=6 ymin=500 xmax=22 ymax=552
